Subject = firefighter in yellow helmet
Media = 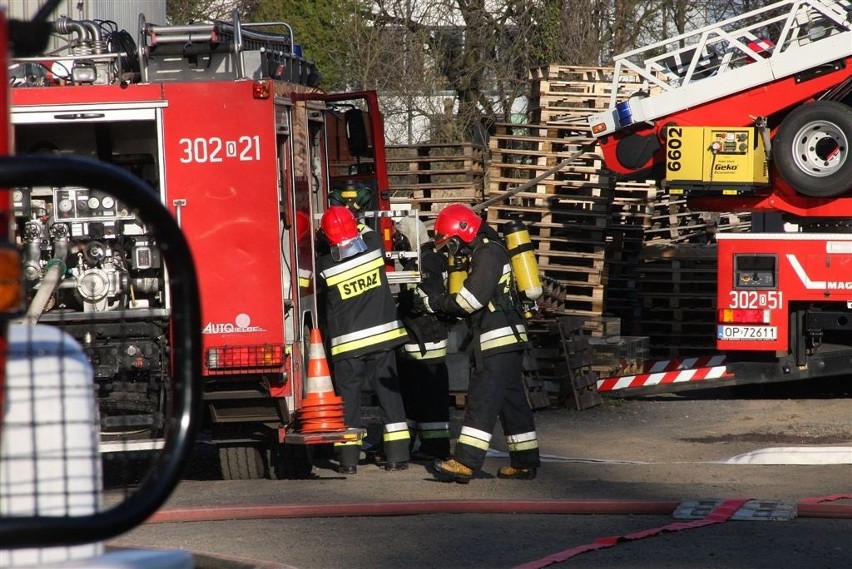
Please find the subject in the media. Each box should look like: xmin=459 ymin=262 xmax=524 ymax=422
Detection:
xmin=316 ymin=206 xmax=411 ymax=474
xmin=421 ymin=204 xmax=540 ymax=483
xmin=328 ymin=181 xmax=372 ymax=213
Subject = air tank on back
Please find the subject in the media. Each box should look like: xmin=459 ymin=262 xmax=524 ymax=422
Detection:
xmin=502 ymin=219 xmax=542 ymax=301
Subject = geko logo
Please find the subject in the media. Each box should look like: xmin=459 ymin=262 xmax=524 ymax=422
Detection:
xmin=202 ymin=313 xmax=265 ymax=334
xmin=713 ymin=163 xmax=738 ymax=171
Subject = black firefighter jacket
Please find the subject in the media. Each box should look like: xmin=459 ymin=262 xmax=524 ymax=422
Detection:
xmin=428 ymin=229 xmax=528 ymax=357
xmin=398 ymin=245 xmax=450 ymax=361
xmin=317 ymin=227 xmax=409 ymax=361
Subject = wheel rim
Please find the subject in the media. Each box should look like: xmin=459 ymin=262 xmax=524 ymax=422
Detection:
xmin=790 ymin=119 xmax=848 ymax=177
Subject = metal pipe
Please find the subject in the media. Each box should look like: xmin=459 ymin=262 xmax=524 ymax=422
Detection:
xmin=81 ymin=20 xmax=101 ymax=42
xmin=145 ymin=33 xmax=216 ymax=45
xmin=22 ymin=258 xmax=65 ymax=325
xmin=21 ymin=232 xmax=68 ymax=325
xmin=232 ymin=10 xmax=243 ymax=78
xmin=146 ymin=24 xmax=216 ymax=36
xmin=53 ymin=16 xmax=86 ymax=42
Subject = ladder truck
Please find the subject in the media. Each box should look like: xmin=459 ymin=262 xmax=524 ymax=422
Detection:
xmin=588 ymin=0 xmax=852 ymax=394
xmin=8 ymin=9 xmax=407 ymax=479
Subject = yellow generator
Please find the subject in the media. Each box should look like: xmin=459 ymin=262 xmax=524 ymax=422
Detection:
xmin=664 ymin=126 xmax=769 ymax=196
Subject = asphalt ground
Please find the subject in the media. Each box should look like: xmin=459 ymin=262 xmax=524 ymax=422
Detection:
xmin=109 ymin=386 xmax=852 ymax=569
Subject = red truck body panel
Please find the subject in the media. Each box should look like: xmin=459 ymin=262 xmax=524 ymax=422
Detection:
xmin=161 ymin=82 xmax=286 ymax=363
xmin=717 ymin=234 xmax=852 ymax=352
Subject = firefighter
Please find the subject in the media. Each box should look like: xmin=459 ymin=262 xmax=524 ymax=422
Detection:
xmin=420 ymin=204 xmax=540 ymax=483
xmin=394 ymin=215 xmax=452 ymax=461
xmin=316 ymin=206 xmax=411 ymax=474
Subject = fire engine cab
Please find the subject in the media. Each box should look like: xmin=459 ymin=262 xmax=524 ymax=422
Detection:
xmin=590 ymin=0 xmax=852 ymax=391
xmin=8 ymin=9 xmax=403 ymax=478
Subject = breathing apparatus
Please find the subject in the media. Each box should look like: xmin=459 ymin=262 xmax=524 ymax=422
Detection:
xmin=447 ymin=251 xmax=468 ymax=295
xmin=502 ymin=219 xmax=542 ymax=301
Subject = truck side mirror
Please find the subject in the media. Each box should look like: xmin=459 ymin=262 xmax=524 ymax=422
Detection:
xmin=345 ymin=109 xmax=373 ymax=158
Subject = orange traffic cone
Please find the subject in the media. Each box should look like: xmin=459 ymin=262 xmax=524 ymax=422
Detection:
xmin=298 ymin=328 xmax=345 ymax=433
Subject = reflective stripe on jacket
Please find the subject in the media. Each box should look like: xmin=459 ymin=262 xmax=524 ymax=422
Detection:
xmin=398 ymin=245 xmax=450 ymax=359
xmin=434 ymin=235 xmax=528 ymax=355
xmin=318 ymin=229 xmax=409 ymax=360
xmin=400 ymin=338 xmax=448 ymax=360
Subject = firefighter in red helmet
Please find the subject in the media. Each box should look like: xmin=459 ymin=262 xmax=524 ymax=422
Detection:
xmin=316 ymin=206 xmax=411 ymax=474
xmin=320 ymin=205 xmax=368 ymax=261
xmin=422 ymin=203 xmax=540 ymax=483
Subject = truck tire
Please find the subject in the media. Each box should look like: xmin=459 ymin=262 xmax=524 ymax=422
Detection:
xmin=269 ymin=443 xmax=313 ymax=480
xmin=774 ymin=101 xmax=852 ymax=197
xmin=218 ymin=444 xmax=265 ymax=480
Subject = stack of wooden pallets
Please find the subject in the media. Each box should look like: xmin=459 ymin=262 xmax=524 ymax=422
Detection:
xmin=518 ymin=64 xmax=750 ymax=363
xmin=387 ymin=63 xmax=752 ymax=384
xmin=386 ymin=143 xmax=484 ymax=217
xmin=486 ymin=122 xmax=612 ymax=319
xmin=632 ymin=244 xmax=719 ymax=358
xmin=527 ymin=64 xmax=646 ymax=125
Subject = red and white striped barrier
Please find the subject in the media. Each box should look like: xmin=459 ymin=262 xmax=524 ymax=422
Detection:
xmin=597 ymin=362 xmax=733 ymax=392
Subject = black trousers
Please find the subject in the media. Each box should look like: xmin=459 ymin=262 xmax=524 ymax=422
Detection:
xmin=398 ymin=355 xmax=451 ymax=459
xmin=453 ymin=349 xmax=540 ymax=471
xmin=333 ymin=350 xmax=411 ymax=467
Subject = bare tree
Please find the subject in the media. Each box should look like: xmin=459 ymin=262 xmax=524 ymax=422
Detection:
xmin=363 ymin=0 xmax=685 ymax=142
xmin=364 ymin=0 xmax=569 ymax=143
xmin=167 ymin=0 xmax=260 ymax=24
xmin=168 ymin=0 xmax=777 ymax=145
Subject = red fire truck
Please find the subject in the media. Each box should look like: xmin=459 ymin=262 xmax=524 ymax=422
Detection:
xmin=588 ymin=0 xmax=852 ymax=394
xmin=8 ymin=10 xmax=402 ymax=478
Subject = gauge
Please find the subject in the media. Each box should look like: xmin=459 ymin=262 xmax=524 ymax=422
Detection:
xmin=12 ymin=190 xmax=23 ymax=202
xmin=58 ymin=198 xmax=74 ymax=213
xmin=102 ymin=196 xmax=115 ymax=209
xmin=87 ymin=196 xmax=101 ymax=209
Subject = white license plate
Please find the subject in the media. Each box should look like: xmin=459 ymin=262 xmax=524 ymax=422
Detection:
xmin=717 ymin=325 xmax=777 ymax=341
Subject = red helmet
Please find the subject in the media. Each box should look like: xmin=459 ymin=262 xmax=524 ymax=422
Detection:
xmin=321 ymin=206 xmax=359 ymax=246
xmin=434 ymin=204 xmax=482 ymax=248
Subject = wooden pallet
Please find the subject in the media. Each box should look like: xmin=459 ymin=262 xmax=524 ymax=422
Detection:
xmin=380 ymin=62 xmax=759 ymax=362
xmin=631 ymin=244 xmax=719 ymax=357
xmin=490 ymin=127 xmax=599 ymax=158
xmin=386 ymin=143 xmax=485 ymax=215
xmin=555 ymin=316 xmax=602 ymax=410
xmin=611 ymin=181 xmax=657 ymax=227
xmin=525 ymin=316 xmax=604 ymax=409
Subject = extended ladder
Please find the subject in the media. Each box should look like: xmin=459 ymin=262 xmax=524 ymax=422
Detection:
xmin=588 ymin=0 xmax=852 ymax=136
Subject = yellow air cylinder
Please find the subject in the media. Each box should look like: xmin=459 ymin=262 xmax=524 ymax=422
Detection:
xmin=503 ymin=220 xmax=542 ymax=301
xmin=447 ymin=253 xmax=468 ymax=295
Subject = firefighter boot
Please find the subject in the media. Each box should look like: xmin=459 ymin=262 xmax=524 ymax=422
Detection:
xmin=385 ymin=461 xmax=409 ymax=471
xmin=337 ymin=444 xmax=360 ymax=475
xmin=497 ymin=465 xmax=537 ymax=480
xmin=431 ymin=458 xmax=474 ymax=484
